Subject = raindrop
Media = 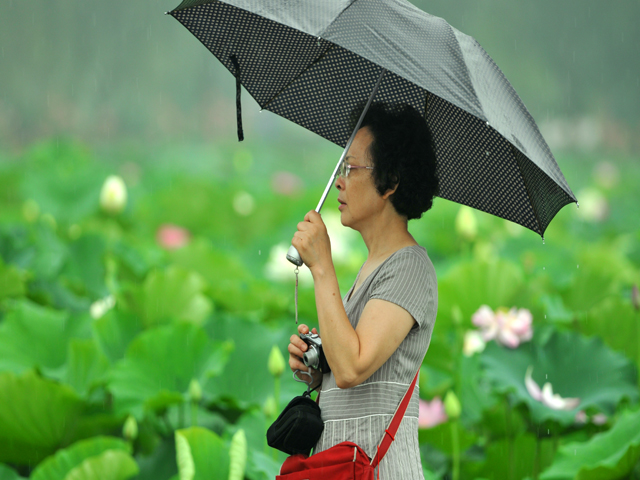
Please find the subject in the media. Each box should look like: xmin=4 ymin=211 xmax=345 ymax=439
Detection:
xmin=542 ymin=238 xmax=545 ymax=245
xmin=544 ymin=315 xmax=547 ymax=319
xmin=545 ymin=374 xmax=548 ymax=379
xmin=576 ymin=202 xmax=580 ymax=209
xmin=485 ymin=121 xmax=490 ymax=127
xmin=259 ymin=250 xmax=261 ymax=255
xmin=543 ymin=267 xmax=545 ymax=270
xmin=547 ymin=429 xmax=550 ymax=435
xmin=577 ymin=264 xmax=579 ymax=269
xmin=485 ymin=151 xmax=490 ymax=156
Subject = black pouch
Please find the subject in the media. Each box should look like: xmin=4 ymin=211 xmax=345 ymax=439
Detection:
xmin=266 ymin=392 xmax=324 ymax=456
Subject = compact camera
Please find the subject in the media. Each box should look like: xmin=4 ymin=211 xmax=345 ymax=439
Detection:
xmin=299 ymin=332 xmax=331 ymax=374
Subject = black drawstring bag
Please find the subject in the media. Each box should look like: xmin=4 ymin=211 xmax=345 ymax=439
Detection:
xmin=267 ymin=390 xmax=324 ymax=456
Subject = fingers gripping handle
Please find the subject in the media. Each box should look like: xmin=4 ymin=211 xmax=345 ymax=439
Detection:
xmin=286 ymin=245 xmax=303 ymax=266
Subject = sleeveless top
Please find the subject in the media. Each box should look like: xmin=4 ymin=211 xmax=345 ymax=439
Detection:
xmin=313 ymin=245 xmax=438 ymax=479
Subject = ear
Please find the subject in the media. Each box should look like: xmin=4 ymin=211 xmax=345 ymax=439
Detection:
xmin=381 ymin=182 xmax=399 ymax=200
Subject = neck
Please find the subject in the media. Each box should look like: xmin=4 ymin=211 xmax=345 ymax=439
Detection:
xmin=357 ymin=207 xmax=416 ymax=263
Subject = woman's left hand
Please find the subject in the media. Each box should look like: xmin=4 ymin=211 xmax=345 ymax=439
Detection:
xmin=291 ymin=211 xmax=332 ymax=273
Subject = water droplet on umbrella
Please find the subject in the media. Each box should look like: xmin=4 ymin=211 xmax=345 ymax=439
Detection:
xmin=576 ymin=202 xmax=580 ymax=209
xmin=485 ymin=121 xmax=490 ymax=127
xmin=485 ymin=151 xmax=490 ymax=156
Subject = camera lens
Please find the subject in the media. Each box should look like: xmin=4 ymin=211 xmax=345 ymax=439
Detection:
xmin=302 ymin=346 xmax=319 ymax=370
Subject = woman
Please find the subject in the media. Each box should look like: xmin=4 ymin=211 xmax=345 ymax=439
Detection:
xmin=288 ymin=102 xmax=439 ymax=479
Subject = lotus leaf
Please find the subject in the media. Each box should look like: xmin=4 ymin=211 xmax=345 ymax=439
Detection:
xmin=92 ymin=310 xmax=143 ymax=364
xmin=140 ymin=266 xmax=212 ymax=327
xmin=60 ymin=234 xmax=108 ymax=299
xmin=175 ymin=427 xmax=229 ymax=480
xmin=0 ymin=371 xmax=84 ymax=464
xmin=64 ymin=450 xmax=138 ymax=480
xmin=438 ymin=258 xmax=524 ymax=329
xmin=0 ymin=464 xmax=23 ymax=480
xmin=540 ymin=408 xmax=640 ymax=480
xmin=481 ymin=330 xmax=638 ymax=425
xmin=581 ymin=296 xmax=638 ymax=369
xmin=473 ymin=433 xmax=555 ymax=480
xmin=203 ymin=314 xmax=301 ymax=409
xmin=560 ymin=246 xmax=637 ymax=314
xmin=0 ymin=300 xmax=90 ymax=377
xmin=65 ymin=339 xmax=110 ymax=397
xmin=109 ymin=323 xmax=232 ymax=417
xmin=31 ymin=436 xmax=130 ymax=480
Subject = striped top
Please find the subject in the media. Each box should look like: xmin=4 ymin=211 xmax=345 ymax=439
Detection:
xmin=314 ymin=245 xmax=437 ymax=479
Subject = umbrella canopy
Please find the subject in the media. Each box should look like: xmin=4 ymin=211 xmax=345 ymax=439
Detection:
xmin=168 ymin=0 xmax=577 ymax=238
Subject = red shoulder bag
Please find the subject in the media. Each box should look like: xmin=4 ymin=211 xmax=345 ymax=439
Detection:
xmin=276 ymin=370 xmax=419 ymax=480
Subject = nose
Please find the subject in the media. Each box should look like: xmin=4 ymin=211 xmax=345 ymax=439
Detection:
xmin=335 ymin=174 xmax=344 ymax=190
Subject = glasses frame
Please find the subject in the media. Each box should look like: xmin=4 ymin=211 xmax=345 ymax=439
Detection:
xmin=339 ymin=161 xmax=374 ymax=178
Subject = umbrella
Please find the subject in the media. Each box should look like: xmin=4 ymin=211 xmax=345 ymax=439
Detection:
xmin=167 ymin=0 xmax=577 ymax=241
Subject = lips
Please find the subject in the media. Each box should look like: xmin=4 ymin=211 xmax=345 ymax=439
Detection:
xmin=338 ymin=198 xmax=346 ymax=211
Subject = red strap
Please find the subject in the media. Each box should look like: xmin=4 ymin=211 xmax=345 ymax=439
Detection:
xmin=370 ymin=369 xmax=419 ymax=469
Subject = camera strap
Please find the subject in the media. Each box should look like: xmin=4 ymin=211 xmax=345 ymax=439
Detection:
xmin=294 ymin=266 xmax=299 ymax=325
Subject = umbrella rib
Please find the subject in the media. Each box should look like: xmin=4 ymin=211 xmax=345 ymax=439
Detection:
xmin=511 ymin=144 xmax=543 ymax=237
xmin=261 ymin=44 xmax=335 ymax=110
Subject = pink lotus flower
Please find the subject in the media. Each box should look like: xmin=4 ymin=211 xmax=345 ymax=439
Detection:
xmin=271 ymin=171 xmax=303 ymax=196
xmin=418 ymin=397 xmax=448 ymax=429
xmin=525 ymin=366 xmax=580 ymax=411
xmin=156 ymin=224 xmax=190 ymax=250
xmin=472 ymin=305 xmax=533 ymax=348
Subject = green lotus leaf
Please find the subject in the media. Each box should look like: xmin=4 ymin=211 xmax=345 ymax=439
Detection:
xmin=540 ymin=408 xmax=640 ymax=480
xmin=140 ymin=266 xmax=213 ymax=327
xmin=175 ymin=427 xmax=229 ymax=480
xmin=480 ymin=330 xmax=638 ymax=425
xmin=438 ymin=258 xmax=524 ymax=328
xmin=0 ymin=258 xmax=26 ymax=301
xmin=418 ymin=421 xmax=477 ymax=456
xmin=0 ymin=300 xmax=90 ymax=377
xmin=31 ymin=436 xmax=130 ymax=480
xmin=64 ymin=339 xmax=110 ymax=397
xmin=474 ymin=433 xmax=555 ymax=480
xmin=560 ymin=246 xmax=637 ymax=314
xmin=60 ymin=234 xmax=108 ymax=299
xmin=64 ymin=449 xmax=138 ymax=480
xmin=202 ymin=315 xmax=300 ymax=410
xmin=581 ymin=296 xmax=638 ymax=369
xmin=0 ymin=464 xmax=23 ymax=480
xmin=0 ymin=370 xmax=83 ymax=464
xmin=92 ymin=310 xmax=143 ymax=364
xmin=108 ymin=323 xmax=232 ymax=417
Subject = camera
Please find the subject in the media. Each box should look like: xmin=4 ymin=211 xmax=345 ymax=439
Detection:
xmin=299 ymin=332 xmax=331 ymax=374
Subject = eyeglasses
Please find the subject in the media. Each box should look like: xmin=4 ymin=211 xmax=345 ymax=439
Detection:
xmin=338 ymin=161 xmax=374 ymax=178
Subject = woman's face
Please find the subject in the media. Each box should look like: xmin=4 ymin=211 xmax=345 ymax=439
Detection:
xmin=335 ymin=127 xmax=388 ymax=230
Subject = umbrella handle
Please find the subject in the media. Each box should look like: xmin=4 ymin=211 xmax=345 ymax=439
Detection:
xmin=286 ymin=245 xmax=303 ymax=267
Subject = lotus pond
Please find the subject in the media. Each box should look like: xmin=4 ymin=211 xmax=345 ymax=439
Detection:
xmin=0 ymin=138 xmax=638 ymax=480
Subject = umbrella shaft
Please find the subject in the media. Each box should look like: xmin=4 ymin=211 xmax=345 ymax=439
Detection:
xmin=315 ymin=69 xmax=386 ymax=213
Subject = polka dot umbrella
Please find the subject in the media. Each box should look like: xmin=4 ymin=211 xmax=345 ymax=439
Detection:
xmin=167 ymin=0 xmax=577 ymax=240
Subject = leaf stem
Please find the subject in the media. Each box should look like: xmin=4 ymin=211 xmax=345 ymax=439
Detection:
xmin=451 ymin=419 xmax=460 ymax=480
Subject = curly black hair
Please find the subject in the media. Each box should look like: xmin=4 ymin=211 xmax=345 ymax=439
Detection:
xmin=351 ymin=102 xmax=439 ymax=220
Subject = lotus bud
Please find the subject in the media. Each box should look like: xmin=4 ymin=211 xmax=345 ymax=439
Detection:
xmin=188 ymin=378 xmax=202 ymax=403
xmin=443 ymin=390 xmax=461 ymax=420
xmin=455 ymin=206 xmax=477 ymax=240
xmin=263 ymin=395 xmax=277 ymax=418
xmin=123 ymin=415 xmax=138 ymax=441
xmin=463 ymin=330 xmax=486 ymax=357
xmin=268 ymin=345 xmax=285 ymax=378
xmin=228 ymin=429 xmax=247 ymax=480
xmin=100 ymin=175 xmax=127 ymax=215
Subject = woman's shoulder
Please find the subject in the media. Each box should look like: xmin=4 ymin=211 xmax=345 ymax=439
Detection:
xmin=383 ymin=245 xmax=435 ymax=275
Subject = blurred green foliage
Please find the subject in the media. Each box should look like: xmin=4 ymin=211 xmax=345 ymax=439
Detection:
xmin=0 ymin=136 xmax=638 ymax=479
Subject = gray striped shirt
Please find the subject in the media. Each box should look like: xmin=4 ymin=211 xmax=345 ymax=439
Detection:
xmin=314 ymin=245 xmax=437 ymax=479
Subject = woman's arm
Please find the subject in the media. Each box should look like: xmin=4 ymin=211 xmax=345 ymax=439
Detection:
xmin=292 ymin=211 xmax=415 ymax=389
